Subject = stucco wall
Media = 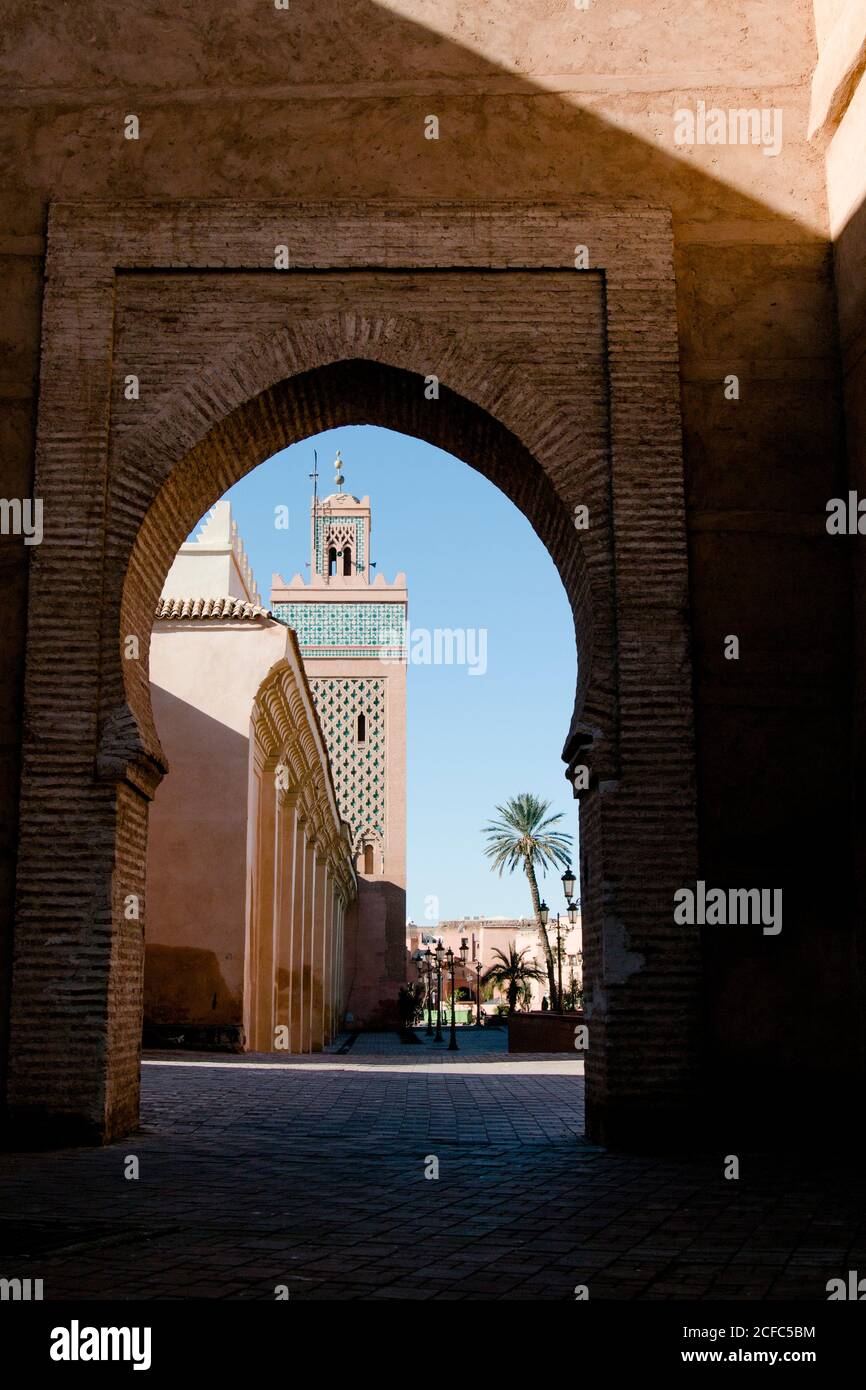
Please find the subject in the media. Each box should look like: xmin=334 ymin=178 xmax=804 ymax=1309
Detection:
xmin=145 ymin=618 xmax=288 ymax=1031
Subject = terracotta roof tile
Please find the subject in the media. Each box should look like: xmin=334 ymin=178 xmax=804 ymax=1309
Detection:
xmin=155 ymin=596 xmax=272 ymax=622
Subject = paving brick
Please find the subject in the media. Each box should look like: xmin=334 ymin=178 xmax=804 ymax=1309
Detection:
xmin=1 ymin=1037 xmax=863 ymax=1301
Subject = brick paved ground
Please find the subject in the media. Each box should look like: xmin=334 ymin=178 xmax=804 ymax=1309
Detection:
xmin=1 ymin=1028 xmax=865 ymax=1300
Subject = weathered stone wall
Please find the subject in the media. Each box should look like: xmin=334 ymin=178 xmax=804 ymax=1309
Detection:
xmin=0 ymin=1 xmax=860 ymax=1145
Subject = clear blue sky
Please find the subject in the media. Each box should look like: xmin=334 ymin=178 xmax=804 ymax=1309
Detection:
xmin=219 ymin=425 xmax=579 ymax=924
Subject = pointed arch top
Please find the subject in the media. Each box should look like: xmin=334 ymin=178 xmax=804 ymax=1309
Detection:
xmin=25 ymin=198 xmax=691 ymax=810
xmin=115 ymin=310 xmax=612 ymax=786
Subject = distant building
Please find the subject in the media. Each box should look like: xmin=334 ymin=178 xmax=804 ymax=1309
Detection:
xmin=406 ymin=914 xmax=583 ymax=1013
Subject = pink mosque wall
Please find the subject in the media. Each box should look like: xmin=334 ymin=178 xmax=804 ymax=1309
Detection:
xmin=146 ymin=621 xmax=288 ymax=1036
xmin=145 ymin=615 xmax=356 ymax=1050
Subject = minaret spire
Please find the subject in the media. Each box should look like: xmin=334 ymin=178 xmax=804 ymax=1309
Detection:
xmin=307 ymin=449 xmax=320 ymax=573
xmin=334 ymin=449 xmax=345 ymax=493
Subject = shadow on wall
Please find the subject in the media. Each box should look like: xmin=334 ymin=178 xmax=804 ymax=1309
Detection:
xmin=144 ymin=685 xmax=250 ymax=1046
xmin=835 ymin=181 xmax=866 ymax=1017
xmin=143 ymin=945 xmax=243 ymax=1051
xmin=342 ymin=879 xmax=406 ymax=1029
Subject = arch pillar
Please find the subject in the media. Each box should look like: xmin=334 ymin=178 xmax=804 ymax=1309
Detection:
xmin=289 ymin=815 xmax=309 ymax=1054
xmin=300 ymin=834 xmax=316 ymax=1053
xmin=334 ymin=896 xmax=343 ymax=1033
xmin=328 ymin=880 xmax=339 ymax=1042
xmin=248 ymin=757 xmax=278 ymax=1052
xmin=311 ymin=853 xmax=328 ymax=1052
xmin=338 ymin=897 xmax=346 ymax=1029
xmin=274 ymin=789 xmax=299 ymax=1047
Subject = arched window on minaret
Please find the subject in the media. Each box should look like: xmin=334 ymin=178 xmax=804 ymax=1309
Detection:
xmin=363 ymin=843 xmax=374 ymax=875
xmin=357 ymin=712 xmax=366 ymax=744
xmin=342 ymin=546 xmax=352 ymax=576
xmin=328 ymin=546 xmax=337 ymax=577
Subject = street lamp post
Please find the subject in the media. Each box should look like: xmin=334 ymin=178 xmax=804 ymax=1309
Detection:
xmin=474 ymin=957 xmax=483 ymax=1027
xmin=538 ymin=899 xmax=551 ymax=1008
xmin=446 ymin=938 xmax=469 ymax=1051
xmin=557 ymin=918 xmax=564 ymax=1011
xmin=567 ymin=951 xmax=578 ymax=1007
xmin=551 ymin=913 xmax=577 ymax=1011
xmin=434 ymin=941 xmax=445 ymax=1043
xmin=557 ymin=867 xmax=579 ymax=1012
xmin=427 ymin=946 xmax=437 ymax=1034
xmin=412 ymin=948 xmax=426 ymax=1031
xmin=446 ymin=948 xmax=457 ymax=1050
xmin=422 ymin=946 xmax=435 ymax=1035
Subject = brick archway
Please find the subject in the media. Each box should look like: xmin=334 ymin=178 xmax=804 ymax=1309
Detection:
xmin=9 ymin=202 xmax=700 ymax=1146
xmin=113 ymin=318 xmax=612 ymax=791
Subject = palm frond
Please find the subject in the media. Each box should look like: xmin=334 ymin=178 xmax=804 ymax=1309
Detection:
xmin=481 ymin=792 xmax=574 ymax=878
xmin=481 ymin=942 xmax=547 ymax=989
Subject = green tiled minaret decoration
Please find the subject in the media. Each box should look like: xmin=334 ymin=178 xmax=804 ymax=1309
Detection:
xmin=270 ymin=452 xmax=408 ymax=892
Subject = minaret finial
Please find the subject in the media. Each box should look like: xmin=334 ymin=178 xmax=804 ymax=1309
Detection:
xmin=334 ymin=449 xmax=344 ymax=493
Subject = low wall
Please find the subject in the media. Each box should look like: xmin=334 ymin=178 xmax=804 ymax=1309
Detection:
xmin=508 ymin=1011 xmax=586 ymax=1054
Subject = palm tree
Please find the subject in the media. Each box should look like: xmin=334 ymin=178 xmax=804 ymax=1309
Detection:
xmin=482 ymin=793 xmax=573 ymax=1010
xmin=481 ymin=943 xmax=546 ymax=1015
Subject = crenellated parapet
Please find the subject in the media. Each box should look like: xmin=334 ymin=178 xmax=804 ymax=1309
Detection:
xmin=229 ymin=517 xmax=260 ymax=608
